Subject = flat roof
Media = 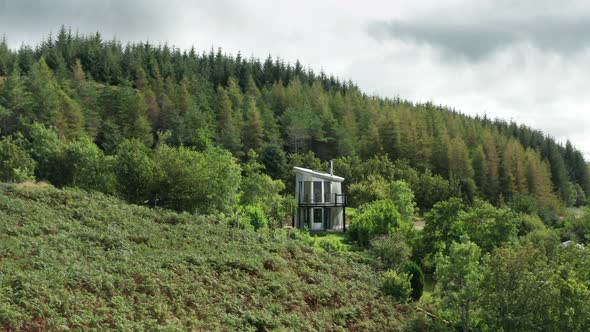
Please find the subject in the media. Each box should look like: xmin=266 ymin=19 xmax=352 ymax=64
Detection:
xmin=294 ymin=166 xmax=344 ymax=182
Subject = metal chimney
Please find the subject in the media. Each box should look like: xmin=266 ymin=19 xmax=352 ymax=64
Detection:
xmin=330 ymin=160 xmax=334 ymax=176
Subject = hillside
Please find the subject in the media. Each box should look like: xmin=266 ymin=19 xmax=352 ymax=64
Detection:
xmin=0 ymin=183 xmax=428 ymax=331
xmin=1 ymin=28 xmax=590 ymax=331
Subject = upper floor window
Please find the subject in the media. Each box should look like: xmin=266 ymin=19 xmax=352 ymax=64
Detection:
xmin=313 ymin=181 xmax=322 ymax=203
xmin=324 ymin=181 xmax=332 ymax=202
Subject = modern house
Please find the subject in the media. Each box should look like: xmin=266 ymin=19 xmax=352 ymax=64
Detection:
xmin=293 ymin=164 xmax=347 ymax=232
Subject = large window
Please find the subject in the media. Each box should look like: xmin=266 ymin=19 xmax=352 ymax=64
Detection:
xmin=313 ymin=181 xmax=322 ymax=203
xmin=299 ymin=207 xmax=310 ymax=227
xmin=313 ymin=208 xmax=323 ymax=223
xmin=303 ymin=181 xmax=311 ymax=203
xmin=324 ymin=181 xmax=332 ymax=203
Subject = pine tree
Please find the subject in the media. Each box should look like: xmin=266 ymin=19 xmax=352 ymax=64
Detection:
xmin=242 ymin=97 xmax=264 ymax=151
xmin=524 ymin=148 xmax=555 ymax=204
xmin=472 ymin=145 xmax=487 ymax=195
xmin=447 ymin=137 xmax=474 ymax=180
xmin=0 ymin=68 xmax=31 ymax=134
xmin=482 ymin=133 xmax=501 ymax=202
xmin=27 ymin=57 xmax=84 ymax=139
xmin=135 ymin=66 xmax=161 ymax=129
xmin=500 ymin=139 xmax=527 ymax=198
xmin=216 ymin=87 xmax=242 ymax=157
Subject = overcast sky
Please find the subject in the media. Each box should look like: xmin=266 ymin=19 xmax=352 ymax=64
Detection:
xmin=1 ymin=0 xmax=590 ymax=157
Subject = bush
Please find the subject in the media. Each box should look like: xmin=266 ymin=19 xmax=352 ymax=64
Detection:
xmin=370 ymin=233 xmax=411 ymax=270
xmin=240 ymin=204 xmax=268 ymax=231
xmin=516 ymin=214 xmax=546 ymax=237
xmin=349 ymin=200 xmax=403 ymax=247
xmin=382 ymin=270 xmax=411 ymax=302
xmin=153 ymin=145 xmax=241 ymax=214
xmin=0 ymin=136 xmax=36 ymax=182
xmin=389 ymin=180 xmax=417 ymax=222
xmin=58 ymin=138 xmax=116 ymax=193
xmin=113 ymin=139 xmax=156 ymax=204
xmin=404 ymin=261 xmax=424 ymax=301
xmin=317 ymin=237 xmax=347 ymax=253
xmin=508 ymin=193 xmax=538 ymax=215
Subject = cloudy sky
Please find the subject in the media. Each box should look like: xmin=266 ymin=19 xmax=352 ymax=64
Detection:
xmin=1 ymin=0 xmax=590 ymax=156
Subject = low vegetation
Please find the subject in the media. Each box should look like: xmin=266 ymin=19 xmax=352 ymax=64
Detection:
xmin=0 ymin=183 xmax=431 ymax=331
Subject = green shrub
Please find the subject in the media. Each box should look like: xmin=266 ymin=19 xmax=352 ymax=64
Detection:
xmin=382 ymin=270 xmax=411 ymax=302
xmin=349 ymin=200 xmax=404 ymax=247
xmin=508 ymin=193 xmax=538 ymax=215
xmin=517 ymin=213 xmax=546 ymax=237
xmin=370 ymin=233 xmax=411 ymax=270
xmin=240 ymin=204 xmax=268 ymax=231
xmin=0 ymin=136 xmax=36 ymax=182
xmin=317 ymin=237 xmax=347 ymax=253
xmin=389 ymin=180 xmax=417 ymax=222
xmin=404 ymin=261 xmax=424 ymax=301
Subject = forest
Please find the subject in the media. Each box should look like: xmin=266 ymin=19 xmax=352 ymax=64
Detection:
xmin=1 ymin=27 xmax=590 ymax=330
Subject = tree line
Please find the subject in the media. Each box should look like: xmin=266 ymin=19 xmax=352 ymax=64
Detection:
xmin=0 ymin=27 xmax=588 ymax=213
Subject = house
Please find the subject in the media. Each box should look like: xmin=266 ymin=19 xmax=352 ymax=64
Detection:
xmin=293 ymin=163 xmax=347 ymax=232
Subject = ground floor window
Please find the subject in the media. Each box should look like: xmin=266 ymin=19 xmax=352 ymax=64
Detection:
xmin=313 ymin=208 xmax=323 ymax=223
xmin=298 ymin=207 xmax=309 ymax=228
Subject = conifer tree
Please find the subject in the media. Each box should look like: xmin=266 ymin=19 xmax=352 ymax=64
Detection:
xmin=0 ymin=68 xmax=31 ymax=134
xmin=242 ymin=97 xmax=264 ymax=152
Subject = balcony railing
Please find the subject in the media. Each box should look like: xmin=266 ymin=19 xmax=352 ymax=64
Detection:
xmin=297 ymin=193 xmax=347 ymax=206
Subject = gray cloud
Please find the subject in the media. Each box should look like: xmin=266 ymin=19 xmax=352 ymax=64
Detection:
xmin=368 ymin=13 xmax=590 ymax=61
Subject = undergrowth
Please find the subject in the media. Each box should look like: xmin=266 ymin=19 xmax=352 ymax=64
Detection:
xmin=0 ymin=183 xmax=431 ymax=331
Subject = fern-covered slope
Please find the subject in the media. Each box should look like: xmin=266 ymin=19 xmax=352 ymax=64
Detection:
xmin=0 ymin=183 xmax=423 ymax=331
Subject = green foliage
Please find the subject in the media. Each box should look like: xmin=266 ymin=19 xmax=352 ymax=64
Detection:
xmin=508 ymin=193 xmax=538 ymax=215
xmin=560 ymin=208 xmax=590 ymax=244
xmin=414 ymin=170 xmax=452 ymax=212
xmin=239 ymin=204 xmax=268 ymax=231
xmin=460 ymin=200 xmax=518 ymax=253
xmin=26 ymin=57 xmax=84 ymax=139
xmin=370 ymin=233 xmax=412 ymax=271
xmin=434 ymin=238 xmax=483 ymax=331
xmin=153 ymin=144 xmax=241 ymax=214
xmin=478 ymin=243 xmax=590 ymax=331
xmin=420 ymin=198 xmax=519 ymax=270
xmin=349 ymin=177 xmax=416 ymax=222
xmin=403 ymin=261 xmax=425 ymax=301
xmin=290 ymin=231 xmax=349 ymax=254
xmin=0 ymin=68 xmax=31 ymax=135
xmin=390 ymin=180 xmax=417 ymax=222
xmin=349 ymin=200 xmax=405 ymax=247
xmin=113 ymin=139 xmax=157 ymax=204
xmin=516 ymin=213 xmax=546 ymax=237
xmin=1 ymin=28 xmax=587 ymax=213
xmin=260 ymin=143 xmax=288 ymax=181
xmin=0 ymin=184 xmax=423 ymax=330
xmin=348 ymin=174 xmax=389 ymax=207
xmin=240 ymin=150 xmax=290 ymax=227
xmin=382 ymin=270 xmax=412 ymax=302
xmin=316 ymin=236 xmax=348 ymax=253
xmin=24 ymin=122 xmax=62 ymax=181
xmin=58 ymin=138 xmax=115 ymax=193
xmin=421 ymin=198 xmax=466 ymax=263
xmin=0 ymin=136 xmax=36 ymax=182
xmin=0 ymin=28 xmax=589 ymax=330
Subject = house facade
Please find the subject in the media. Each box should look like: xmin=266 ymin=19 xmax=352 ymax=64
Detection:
xmin=293 ymin=166 xmax=347 ymax=232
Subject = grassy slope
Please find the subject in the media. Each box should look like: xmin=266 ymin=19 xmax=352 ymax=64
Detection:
xmin=0 ymin=183 xmax=426 ymax=331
